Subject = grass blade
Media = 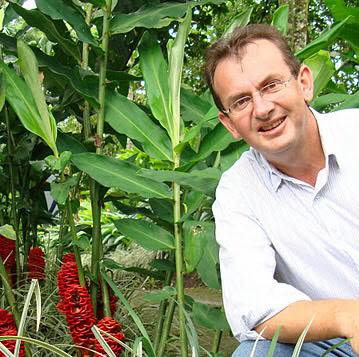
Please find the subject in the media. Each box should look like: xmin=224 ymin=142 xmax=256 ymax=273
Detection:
xmin=0 ymin=342 xmax=14 ymax=357
xmin=34 ymin=279 xmax=42 ymax=332
xmin=249 ymin=327 xmax=266 ymax=357
xmin=291 ymin=316 xmax=315 ymax=357
xmin=132 ymin=337 xmax=143 ymax=357
xmin=91 ymin=325 xmax=117 ymax=357
xmin=320 ymin=338 xmax=352 ymax=357
xmin=267 ymin=325 xmax=282 ymax=357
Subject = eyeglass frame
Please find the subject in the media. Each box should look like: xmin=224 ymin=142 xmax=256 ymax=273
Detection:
xmin=221 ymin=76 xmax=293 ymax=116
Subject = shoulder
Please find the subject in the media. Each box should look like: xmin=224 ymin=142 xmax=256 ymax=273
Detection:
xmin=317 ymin=108 xmax=359 ymax=126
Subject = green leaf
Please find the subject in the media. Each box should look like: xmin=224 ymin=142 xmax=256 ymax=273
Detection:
xmin=304 ymin=50 xmax=335 ymax=98
xmin=267 ymin=326 xmax=282 ymax=357
xmin=271 ymin=5 xmax=288 ymax=35
xmin=0 ymin=62 xmax=58 ymax=155
xmin=11 ymin=3 xmax=81 ymax=61
xmin=86 ymin=0 xmax=106 ymax=6
xmin=149 ymin=198 xmax=173 ymax=224
xmin=143 ymin=286 xmax=176 ymax=302
xmin=105 ymin=90 xmax=172 ymax=161
xmin=139 ymin=32 xmax=173 ymax=139
xmin=72 ymin=235 xmax=91 ymax=251
xmin=110 ymin=0 xmax=224 ymax=34
xmin=50 ymin=176 xmax=77 ymax=205
xmin=181 ymin=88 xmax=212 ymax=123
xmin=334 ymin=90 xmax=359 ymax=110
xmin=71 ymin=153 xmax=172 ymax=199
xmin=310 ymin=93 xmax=351 ymax=111
xmin=196 ymin=224 xmax=220 ymax=289
xmin=296 ymin=16 xmax=352 ymax=60
xmin=17 ymin=39 xmax=58 ymax=156
xmin=0 ymin=73 xmax=5 ymax=112
xmin=45 ymin=151 xmax=72 ymax=172
xmin=102 ymin=258 xmax=123 ymax=270
xmin=114 ymin=218 xmax=175 ymax=251
xmin=57 ymin=132 xmax=88 ymax=154
xmin=0 ymin=225 xmax=16 ymax=240
xmin=35 ymin=0 xmax=97 ymax=46
xmin=183 ymin=221 xmax=213 ymax=272
xmin=139 ymin=167 xmax=221 ymax=195
xmin=191 ymin=122 xmax=236 ymax=163
xmin=192 ymin=302 xmax=230 ymax=331
xmin=220 ymin=140 xmax=249 ymax=172
xmin=223 ymin=7 xmax=253 ymax=36
xmin=168 ymin=9 xmax=192 ymax=145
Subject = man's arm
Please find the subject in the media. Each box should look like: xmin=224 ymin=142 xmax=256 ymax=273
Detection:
xmin=255 ymin=299 xmax=359 ymax=353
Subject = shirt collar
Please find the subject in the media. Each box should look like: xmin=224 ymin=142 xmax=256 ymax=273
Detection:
xmin=256 ymin=108 xmax=340 ymax=192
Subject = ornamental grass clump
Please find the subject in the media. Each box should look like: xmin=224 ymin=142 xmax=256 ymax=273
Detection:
xmin=95 ymin=317 xmax=125 ymax=356
xmin=0 ymin=309 xmax=25 ymax=356
xmin=27 ymin=246 xmax=45 ymax=280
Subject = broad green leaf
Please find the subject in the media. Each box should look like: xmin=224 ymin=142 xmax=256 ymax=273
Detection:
xmin=11 ymin=3 xmax=81 ymax=61
xmin=149 ymin=198 xmax=173 ymax=224
xmin=143 ymin=286 xmax=176 ymax=302
xmin=105 ymin=91 xmax=172 ymax=161
xmin=50 ymin=176 xmax=78 ymax=205
xmin=192 ymin=302 xmax=230 ymax=331
xmin=181 ymin=88 xmax=212 ymax=123
xmin=271 ymin=5 xmax=288 ymax=35
xmin=114 ymin=218 xmax=175 ymax=251
xmin=310 ymin=93 xmax=351 ymax=111
xmin=196 ymin=224 xmax=220 ymax=289
xmin=17 ymin=39 xmax=58 ymax=156
xmin=325 ymin=0 xmax=359 ymax=22
xmin=304 ymin=50 xmax=335 ymax=98
xmin=139 ymin=167 xmax=221 ymax=195
xmin=181 ymin=191 xmax=206 ymax=222
xmin=45 ymin=151 xmax=72 ymax=172
xmin=86 ymin=0 xmax=106 ymax=6
xmin=35 ymin=0 xmax=97 ymax=46
xmin=0 ymin=225 xmax=16 ymax=240
xmin=335 ymin=90 xmax=359 ymax=110
xmin=139 ymin=32 xmax=173 ymax=139
xmin=57 ymin=132 xmax=88 ymax=154
xmin=0 ymin=62 xmax=58 ymax=155
xmin=183 ymin=221 xmax=213 ymax=272
xmin=71 ymin=153 xmax=172 ymax=199
xmin=0 ymin=73 xmax=5 ymax=112
xmin=168 ymin=9 xmax=192 ymax=146
xmin=224 ymin=7 xmax=253 ymax=36
xmin=296 ymin=16 xmax=351 ymax=60
xmin=110 ymin=0 xmax=224 ymax=34
xmin=220 ymin=140 xmax=249 ymax=172
xmin=191 ymin=122 xmax=236 ymax=163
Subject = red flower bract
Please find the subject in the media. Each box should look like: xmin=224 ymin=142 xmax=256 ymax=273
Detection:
xmin=95 ymin=317 xmax=125 ymax=356
xmin=28 ymin=247 xmax=45 ymax=280
xmin=0 ymin=309 xmax=25 ymax=357
xmin=0 ymin=235 xmax=16 ymax=273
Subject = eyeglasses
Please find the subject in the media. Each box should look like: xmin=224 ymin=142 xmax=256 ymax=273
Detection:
xmin=222 ymin=76 xmax=293 ymax=117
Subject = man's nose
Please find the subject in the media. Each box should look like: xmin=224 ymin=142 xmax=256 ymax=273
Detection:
xmin=252 ymin=92 xmax=274 ymax=120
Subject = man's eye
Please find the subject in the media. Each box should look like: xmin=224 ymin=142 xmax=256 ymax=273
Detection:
xmin=232 ymin=97 xmax=250 ymax=109
xmin=263 ymin=81 xmax=281 ymax=93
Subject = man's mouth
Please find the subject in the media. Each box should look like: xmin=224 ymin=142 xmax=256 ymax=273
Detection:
xmin=259 ymin=117 xmax=286 ymax=132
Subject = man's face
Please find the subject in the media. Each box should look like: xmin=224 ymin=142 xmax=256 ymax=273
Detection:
xmin=213 ymin=39 xmax=314 ymax=162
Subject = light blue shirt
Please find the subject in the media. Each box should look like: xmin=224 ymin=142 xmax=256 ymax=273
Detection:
xmin=213 ymin=108 xmax=359 ymax=342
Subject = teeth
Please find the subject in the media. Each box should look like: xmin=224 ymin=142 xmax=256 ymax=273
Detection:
xmin=261 ymin=118 xmax=284 ymax=132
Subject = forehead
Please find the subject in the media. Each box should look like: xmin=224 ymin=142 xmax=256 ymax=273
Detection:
xmin=214 ymin=39 xmax=289 ymax=85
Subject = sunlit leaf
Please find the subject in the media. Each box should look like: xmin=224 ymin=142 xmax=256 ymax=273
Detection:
xmin=192 ymin=302 xmax=230 ymax=331
xmin=271 ymin=5 xmax=288 ymax=34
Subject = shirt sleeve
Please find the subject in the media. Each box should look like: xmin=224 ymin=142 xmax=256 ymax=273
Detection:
xmin=213 ymin=172 xmax=311 ymax=342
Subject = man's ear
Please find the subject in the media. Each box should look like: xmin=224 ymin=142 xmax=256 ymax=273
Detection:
xmin=298 ymin=64 xmax=314 ymax=103
xmin=218 ymin=111 xmax=241 ymax=140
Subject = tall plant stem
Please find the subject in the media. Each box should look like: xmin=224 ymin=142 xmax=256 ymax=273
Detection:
xmin=82 ymin=3 xmax=93 ymax=140
xmin=157 ymin=298 xmax=176 ymax=357
xmin=90 ymin=0 xmax=112 ymax=317
xmin=173 ymin=154 xmax=187 ymax=356
xmin=66 ymin=200 xmax=85 ymax=287
xmin=4 ymin=106 xmax=21 ymax=286
xmin=211 ymin=330 xmax=223 ymax=354
xmin=154 ymin=268 xmax=174 ymax=351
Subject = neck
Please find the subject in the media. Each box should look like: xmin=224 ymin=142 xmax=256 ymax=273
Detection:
xmin=266 ymin=111 xmax=325 ymax=187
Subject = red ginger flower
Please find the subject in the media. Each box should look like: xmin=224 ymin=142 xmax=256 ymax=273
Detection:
xmin=62 ymin=253 xmax=77 ymax=265
xmin=0 ymin=309 xmax=25 ymax=357
xmin=57 ymin=261 xmax=80 ymax=301
xmin=28 ymin=247 xmax=45 ymax=280
xmin=0 ymin=235 xmax=16 ymax=272
xmin=95 ymin=317 xmax=125 ymax=356
xmin=61 ymin=285 xmax=97 ymax=350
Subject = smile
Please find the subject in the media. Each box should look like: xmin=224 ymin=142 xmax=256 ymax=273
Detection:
xmin=259 ymin=117 xmax=285 ymax=132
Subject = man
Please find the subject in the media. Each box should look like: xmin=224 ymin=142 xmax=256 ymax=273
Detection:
xmin=205 ymin=24 xmax=359 ymax=356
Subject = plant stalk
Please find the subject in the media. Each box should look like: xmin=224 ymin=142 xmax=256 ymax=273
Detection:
xmin=173 ymin=154 xmax=187 ymax=356
xmin=157 ymin=298 xmax=176 ymax=357
xmin=211 ymin=330 xmax=223 ymax=354
xmin=90 ymin=0 xmax=112 ymax=318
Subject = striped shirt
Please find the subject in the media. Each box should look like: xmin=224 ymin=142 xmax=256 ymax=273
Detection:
xmin=213 ymin=108 xmax=359 ymax=342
